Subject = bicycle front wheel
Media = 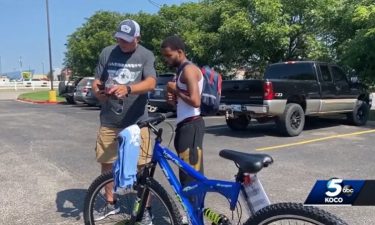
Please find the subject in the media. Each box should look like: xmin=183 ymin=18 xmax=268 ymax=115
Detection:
xmin=83 ymin=171 xmax=182 ymax=225
xmin=244 ymin=203 xmax=348 ymax=225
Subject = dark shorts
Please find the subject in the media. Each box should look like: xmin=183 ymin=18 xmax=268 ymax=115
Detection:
xmin=174 ymin=116 xmax=205 ymax=186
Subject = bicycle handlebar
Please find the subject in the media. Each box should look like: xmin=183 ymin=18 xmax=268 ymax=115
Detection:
xmin=137 ymin=112 xmax=175 ymax=128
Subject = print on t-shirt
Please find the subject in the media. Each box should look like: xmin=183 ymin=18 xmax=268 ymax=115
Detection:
xmin=107 ymin=62 xmax=142 ymax=85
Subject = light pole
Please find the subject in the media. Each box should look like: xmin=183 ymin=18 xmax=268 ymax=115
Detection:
xmin=19 ymin=56 xmax=23 ymax=80
xmin=45 ymin=0 xmax=56 ymax=102
xmin=45 ymin=0 xmax=54 ymax=90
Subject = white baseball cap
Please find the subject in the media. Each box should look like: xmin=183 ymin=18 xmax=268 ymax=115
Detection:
xmin=114 ymin=19 xmax=141 ymax=42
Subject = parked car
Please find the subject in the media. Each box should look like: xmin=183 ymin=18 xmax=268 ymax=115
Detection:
xmin=148 ymin=73 xmax=175 ymax=112
xmin=219 ymin=61 xmax=372 ymax=136
xmin=58 ymin=77 xmax=83 ymax=104
xmin=25 ymin=78 xmax=48 ymax=87
xmin=74 ymin=77 xmax=100 ymax=106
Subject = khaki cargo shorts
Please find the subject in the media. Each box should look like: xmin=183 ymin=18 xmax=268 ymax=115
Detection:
xmin=95 ymin=126 xmax=152 ymax=165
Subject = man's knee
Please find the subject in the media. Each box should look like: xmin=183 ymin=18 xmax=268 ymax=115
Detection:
xmin=101 ymin=163 xmax=113 ymax=173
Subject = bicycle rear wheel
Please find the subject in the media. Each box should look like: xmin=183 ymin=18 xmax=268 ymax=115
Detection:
xmin=84 ymin=171 xmax=182 ymax=225
xmin=244 ymin=203 xmax=348 ymax=225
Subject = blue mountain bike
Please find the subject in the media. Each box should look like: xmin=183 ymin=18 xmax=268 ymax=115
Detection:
xmin=84 ymin=113 xmax=347 ymax=225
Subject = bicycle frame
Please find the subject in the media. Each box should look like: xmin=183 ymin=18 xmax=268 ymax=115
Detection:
xmin=148 ymin=139 xmax=242 ymax=225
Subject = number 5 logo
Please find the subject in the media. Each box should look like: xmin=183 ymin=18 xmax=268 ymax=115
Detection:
xmin=325 ymin=179 xmax=343 ymax=197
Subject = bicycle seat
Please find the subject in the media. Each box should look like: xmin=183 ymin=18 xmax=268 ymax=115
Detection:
xmin=219 ymin=149 xmax=273 ymax=173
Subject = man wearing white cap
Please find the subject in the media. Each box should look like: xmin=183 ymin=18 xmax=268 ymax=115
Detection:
xmin=91 ymin=19 xmax=156 ymax=224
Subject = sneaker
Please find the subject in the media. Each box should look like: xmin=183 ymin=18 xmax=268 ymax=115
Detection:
xmin=93 ymin=203 xmax=120 ymax=221
xmin=136 ymin=208 xmax=154 ymax=225
xmin=182 ymin=216 xmax=189 ymax=225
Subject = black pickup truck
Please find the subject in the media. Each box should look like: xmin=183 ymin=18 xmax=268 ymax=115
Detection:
xmin=219 ymin=61 xmax=372 ymax=136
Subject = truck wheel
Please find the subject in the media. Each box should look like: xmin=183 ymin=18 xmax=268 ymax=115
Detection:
xmin=147 ymin=103 xmax=158 ymax=113
xmin=226 ymin=114 xmax=250 ymax=131
xmin=65 ymin=96 xmax=75 ymax=104
xmin=348 ymin=100 xmax=369 ymax=126
xmin=277 ymin=103 xmax=305 ymax=136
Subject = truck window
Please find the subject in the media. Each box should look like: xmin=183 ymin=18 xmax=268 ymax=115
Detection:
xmin=265 ymin=63 xmax=315 ymax=80
xmin=319 ymin=65 xmax=332 ymax=82
xmin=331 ymin=66 xmax=347 ymax=82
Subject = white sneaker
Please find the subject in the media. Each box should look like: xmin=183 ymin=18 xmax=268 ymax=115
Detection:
xmin=182 ymin=215 xmax=189 ymax=225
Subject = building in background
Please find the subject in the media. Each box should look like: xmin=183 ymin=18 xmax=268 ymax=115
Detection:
xmin=0 ymin=75 xmax=10 ymax=84
xmin=2 ymin=68 xmax=61 ymax=81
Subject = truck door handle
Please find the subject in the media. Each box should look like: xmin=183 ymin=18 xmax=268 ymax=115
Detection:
xmin=233 ymin=85 xmax=239 ymax=90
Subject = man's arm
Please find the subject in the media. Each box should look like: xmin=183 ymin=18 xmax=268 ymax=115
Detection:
xmin=92 ymin=79 xmax=108 ymax=102
xmin=167 ymin=65 xmax=201 ymax=108
xmin=109 ymin=50 xmax=157 ymax=98
xmin=92 ymin=47 xmax=109 ymax=102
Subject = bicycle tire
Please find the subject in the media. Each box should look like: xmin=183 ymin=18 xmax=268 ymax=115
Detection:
xmin=83 ymin=171 xmax=182 ymax=225
xmin=135 ymin=177 xmax=183 ymax=225
xmin=244 ymin=202 xmax=348 ymax=225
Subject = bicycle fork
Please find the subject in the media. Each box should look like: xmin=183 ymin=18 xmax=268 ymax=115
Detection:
xmin=129 ymin=163 xmax=157 ymax=224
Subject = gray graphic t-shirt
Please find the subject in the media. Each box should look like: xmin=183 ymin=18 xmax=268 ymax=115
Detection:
xmin=95 ymin=44 xmax=156 ymax=128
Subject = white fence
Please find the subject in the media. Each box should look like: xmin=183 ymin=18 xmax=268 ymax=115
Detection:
xmin=0 ymin=81 xmax=59 ymax=91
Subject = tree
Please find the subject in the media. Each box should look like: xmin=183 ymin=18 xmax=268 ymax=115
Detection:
xmin=63 ymin=0 xmax=373 ymax=85
xmin=336 ymin=1 xmax=375 ymax=84
xmin=64 ymin=11 xmax=123 ymax=77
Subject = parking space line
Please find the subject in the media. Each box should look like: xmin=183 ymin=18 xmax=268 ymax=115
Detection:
xmin=256 ymin=129 xmax=375 ymax=151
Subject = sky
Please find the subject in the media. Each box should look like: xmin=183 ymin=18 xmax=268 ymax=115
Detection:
xmin=0 ymin=0 xmax=196 ymax=75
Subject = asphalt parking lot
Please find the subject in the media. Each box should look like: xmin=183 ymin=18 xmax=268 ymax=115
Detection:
xmin=1 ymin=99 xmax=375 ymax=224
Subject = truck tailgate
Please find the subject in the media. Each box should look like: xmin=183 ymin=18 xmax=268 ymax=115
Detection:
xmin=220 ymin=80 xmax=264 ymax=105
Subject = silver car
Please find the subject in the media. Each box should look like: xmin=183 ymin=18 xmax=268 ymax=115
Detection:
xmin=74 ymin=77 xmax=99 ymax=106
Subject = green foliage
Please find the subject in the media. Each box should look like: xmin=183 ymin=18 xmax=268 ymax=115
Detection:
xmin=332 ymin=1 xmax=375 ymax=85
xmin=64 ymin=11 xmax=123 ymax=77
xmin=63 ymin=0 xmax=375 ymax=85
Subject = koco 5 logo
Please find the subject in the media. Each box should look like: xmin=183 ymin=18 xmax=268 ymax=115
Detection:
xmin=325 ymin=178 xmax=354 ymax=203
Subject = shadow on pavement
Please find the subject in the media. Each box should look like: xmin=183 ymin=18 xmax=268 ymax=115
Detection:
xmin=205 ymin=122 xmax=280 ymax=138
xmin=205 ymin=117 xmax=350 ymax=138
xmin=56 ymin=188 xmax=87 ymax=220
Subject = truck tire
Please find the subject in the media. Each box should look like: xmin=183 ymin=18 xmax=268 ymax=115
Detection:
xmin=65 ymin=96 xmax=75 ymax=104
xmin=277 ymin=103 xmax=305 ymax=136
xmin=226 ymin=114 xmax=250 ymax=131
xmin=347 ymin=100 xmax=369 ymax=126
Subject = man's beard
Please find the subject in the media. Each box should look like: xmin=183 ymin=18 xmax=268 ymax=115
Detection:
xmin=167 ymin=60 xmax=180 ymax=69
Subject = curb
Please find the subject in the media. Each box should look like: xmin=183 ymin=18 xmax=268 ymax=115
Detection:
xmin=17 ymin=98 xmax=64 ymax=105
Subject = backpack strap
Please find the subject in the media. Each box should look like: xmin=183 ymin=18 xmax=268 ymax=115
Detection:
xmin=176 ymin=61 xmax=191 ymax=77
xmin=175 ymin=61 xmax=191 ymax=94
